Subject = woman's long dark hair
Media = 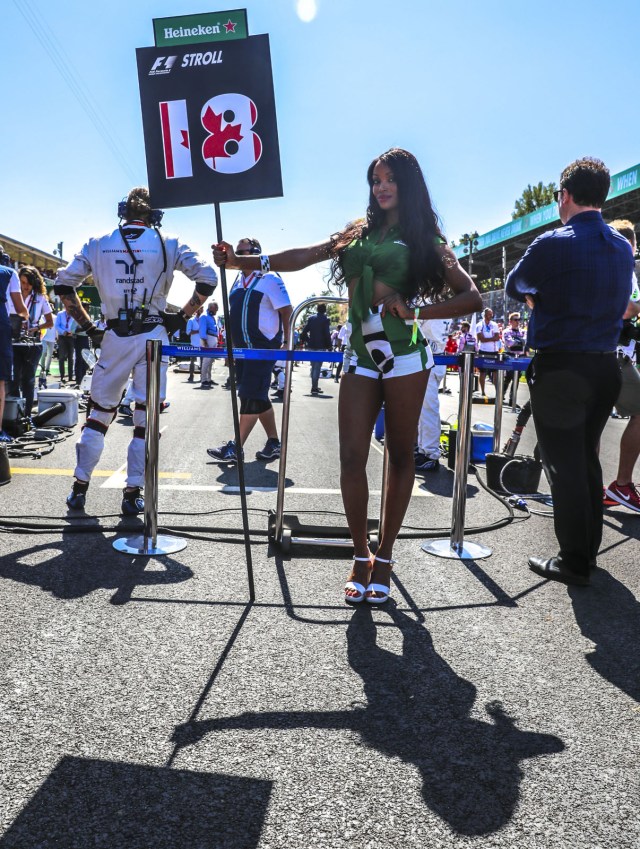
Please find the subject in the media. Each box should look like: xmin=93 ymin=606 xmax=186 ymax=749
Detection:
xmin=330 ymin=148 xmax=447 ymax=301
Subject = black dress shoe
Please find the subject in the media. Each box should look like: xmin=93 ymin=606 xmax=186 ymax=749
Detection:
xmin=528 ymin=556 xmax=590 ymax=586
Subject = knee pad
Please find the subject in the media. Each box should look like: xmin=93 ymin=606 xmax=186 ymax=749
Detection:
xmin=133 ymin=402 xmax=147 ymax=429
xmin=86 ymin=398 xmax=118 ymax=425
xmin=84 ymin=402 xmax=117 ymax=433
xmin=240 ymin=397 xmax=271 ymax=415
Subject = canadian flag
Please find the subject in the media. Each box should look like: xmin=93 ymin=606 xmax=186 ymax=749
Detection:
xmin=159 ymin=100 xmax=192 ymax=179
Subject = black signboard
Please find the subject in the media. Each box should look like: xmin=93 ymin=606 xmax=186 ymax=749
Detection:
xmin=136 ymin=34 xmax=282 ymax=208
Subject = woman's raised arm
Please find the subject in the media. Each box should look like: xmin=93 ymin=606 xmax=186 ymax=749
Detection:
xmin=212 ymin=240 xmax=333 ymax=273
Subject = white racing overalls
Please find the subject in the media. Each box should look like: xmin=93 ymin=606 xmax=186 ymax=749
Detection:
xmin=56 ymin=223 xmax=217 ymax=487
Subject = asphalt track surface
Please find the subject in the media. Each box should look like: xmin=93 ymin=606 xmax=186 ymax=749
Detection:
xmin=1 ymin=361 xmax=639 ymax=848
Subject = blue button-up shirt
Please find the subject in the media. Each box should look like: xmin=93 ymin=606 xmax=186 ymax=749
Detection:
xmin=199 ymin=312 xmax=219 ymax=341
xmin=506 ymin=211 xmax=634 ymax=351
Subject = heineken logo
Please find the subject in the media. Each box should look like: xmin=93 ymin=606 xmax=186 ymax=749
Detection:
xmin=163 ymin=23 xmax=225 ymax=40
xmin=153 ymin=10 xmax=248 ymax=47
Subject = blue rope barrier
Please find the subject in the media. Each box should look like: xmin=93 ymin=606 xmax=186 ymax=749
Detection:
xmin=162 ymin=344 xmax=531 ymax=371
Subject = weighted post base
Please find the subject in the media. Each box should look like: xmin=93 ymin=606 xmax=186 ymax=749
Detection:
xmin=421 ymin=538 xmax=492 ymax=560
xmin=112 ymin=534 xmax=187 ymax=556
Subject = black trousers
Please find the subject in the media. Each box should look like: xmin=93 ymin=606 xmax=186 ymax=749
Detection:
xmin=57 ymin=335 xmax=74 ymax=380
xmin=74 ymin=335 xmax=90 ymax=385
xmin=10 ymin=343 xmax=42 ymax=417
xmin=527 ymin=352 xmax=621 ymax=575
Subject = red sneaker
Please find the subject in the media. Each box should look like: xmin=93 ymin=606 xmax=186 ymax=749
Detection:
xmin=605 ymin=481 xmax=640 ymax=513
xmin=603 ymin=487 xmax=617 ymax=507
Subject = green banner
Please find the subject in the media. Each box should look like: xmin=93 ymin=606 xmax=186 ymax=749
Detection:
xmin=153 ymin=10 xmax=248 ymax=47
xmin=454 ymin=161 xmax=640 ymax=258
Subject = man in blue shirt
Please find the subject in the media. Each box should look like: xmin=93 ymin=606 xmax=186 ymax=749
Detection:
xmin=199 ymin=301 xmax=219 ymax=388
xmin=506 ymin=157 xmax=633 ymax=586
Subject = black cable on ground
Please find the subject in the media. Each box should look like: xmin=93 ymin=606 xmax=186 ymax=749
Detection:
xmin=6 ymin=426 xmax=74 ymax=459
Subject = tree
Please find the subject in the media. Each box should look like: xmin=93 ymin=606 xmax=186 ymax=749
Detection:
xmin=512 ymin=181 xmax=558 ymax=219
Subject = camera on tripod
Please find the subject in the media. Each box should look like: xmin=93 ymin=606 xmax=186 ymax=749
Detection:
xmin=619 ymin=319 xmax=640 ymax=346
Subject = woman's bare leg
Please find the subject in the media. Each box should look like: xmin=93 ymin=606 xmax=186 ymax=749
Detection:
xmin=368 ymin=369 xmax=429 ymax=598
xmin=338 ymin=373 xmax=383 ymax=594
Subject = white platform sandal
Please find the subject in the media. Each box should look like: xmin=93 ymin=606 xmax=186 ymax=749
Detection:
xmin=365 ymin=556 xmax=395 ymax=604
xmin=344 ymin=555 xmax=373 ymax=603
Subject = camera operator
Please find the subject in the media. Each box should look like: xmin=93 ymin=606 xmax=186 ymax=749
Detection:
xmin=7 ymin=266 xmax=53 ymax=419
xmin=54 ymin=186 xmax=217 ymax=514
xmin=0 ymin=249 xmax=28 ymax=442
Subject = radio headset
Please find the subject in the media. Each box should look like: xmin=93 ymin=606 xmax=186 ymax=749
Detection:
xmin=117 ymin=199 xmax=168 ymax=333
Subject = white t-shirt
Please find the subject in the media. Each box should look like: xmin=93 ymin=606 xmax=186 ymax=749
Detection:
xmin=618 ymin=272 xmax=640 ymax=359
xmin=7 ymin=289 xmax=52 ymax=329
xmin=42 ymin=322 xmax=56 ymax=343
xmin=231 ymin=271 xmax=291 ymax=343
xmin=6 ymin=270 xmax=20 ymax=297
xmin=420 ymin=317 xmax=452 ymax=355
xmin=476 ymin=319 xmax=501 ymax=353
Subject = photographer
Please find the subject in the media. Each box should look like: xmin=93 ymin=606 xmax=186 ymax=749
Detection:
xmin=502 ymin=311 xmax=527 ymax=406
xmin=7 ymin=266 xmax=53 ymax=419
xmin=0 ymin=250 xmax=28 ymax=442
xmin=54 ymin=186 xmax=217 ymax=514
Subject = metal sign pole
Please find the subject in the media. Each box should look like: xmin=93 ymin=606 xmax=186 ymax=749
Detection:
xmin=493 ymin=354 xmax=505 ymax=453
xmin=113 ymin=338 xmax=186 ymax=556
xmin=421 ymin=351 xmax=492 ymax=560
xmin=214 ymin=202 xmax=255 ymax=602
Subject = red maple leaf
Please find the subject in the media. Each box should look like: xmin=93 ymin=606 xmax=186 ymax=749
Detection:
xmin=202 ymin=107 xmax=243 ymax=162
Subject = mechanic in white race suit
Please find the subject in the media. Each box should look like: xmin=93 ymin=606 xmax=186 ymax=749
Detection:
xmin=415 ymin=316 xmax=451 ymax=472
xmin=54 ymin=187 xmax=217 ymax=515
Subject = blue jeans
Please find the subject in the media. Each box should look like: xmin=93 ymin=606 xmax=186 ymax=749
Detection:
xmin=310 ymin=359 xmax=322 ymax=390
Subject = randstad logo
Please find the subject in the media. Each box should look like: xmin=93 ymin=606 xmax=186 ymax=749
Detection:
xmin=149 ymin=56 xmax=178 ymax=76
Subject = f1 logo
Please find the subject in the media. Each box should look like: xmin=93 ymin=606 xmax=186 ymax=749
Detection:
xmin=149 ymin=56 xmax=177 ymax=76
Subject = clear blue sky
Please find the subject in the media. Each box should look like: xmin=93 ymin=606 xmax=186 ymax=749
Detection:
xmin=2 ymin=0 xmax=639 ymax=306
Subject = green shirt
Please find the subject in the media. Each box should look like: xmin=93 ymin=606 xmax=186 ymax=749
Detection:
xmin=342 ymin=225 xmax=412 ymax=298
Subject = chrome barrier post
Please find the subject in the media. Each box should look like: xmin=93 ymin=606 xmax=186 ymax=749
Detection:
xmin=511 ymin=362 xmax=522 ymax=413
xmin=493 ymin=354 xmax=505 ymax=453
xmin=113 ymin=339 xmax=187 ymax=556
xmin=275 ymin=296 xmax=349 ymax=547
xmin=421 ymin=351 xmax=492 ymax=560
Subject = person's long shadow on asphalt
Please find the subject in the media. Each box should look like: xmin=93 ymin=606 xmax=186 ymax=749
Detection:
xmin=569 ymin=567 xmax=640 ymax=702
xmin=0 ymin=538 xmax=193 ymax=602
xmin=172 ymin=602 xmax=563 ymax=836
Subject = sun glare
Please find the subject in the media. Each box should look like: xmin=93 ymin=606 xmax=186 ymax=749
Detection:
xmin=295 ymin=0 xmax=318 ymax=23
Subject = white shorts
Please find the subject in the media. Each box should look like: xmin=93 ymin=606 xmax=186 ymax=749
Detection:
xmin=342 ymin=344 xmax=433 ymax=380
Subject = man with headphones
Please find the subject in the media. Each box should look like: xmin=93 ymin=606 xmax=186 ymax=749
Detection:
xmin=207 ymin=236 xmax=292 ymax=462
xmin=54 ymin=186 xmax=217 ymax=514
